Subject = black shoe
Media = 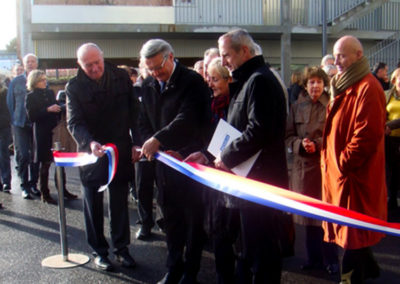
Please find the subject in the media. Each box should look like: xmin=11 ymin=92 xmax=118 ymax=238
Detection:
xmin=2 ymin=184 xmax=11 ymax=193
xmin=157 ymin=272 xmax=183 ymax=284
xmin=64 ymin=190 xmax=78 ymax=200
xmin=94 ymin=255 xmax=113 ymax=271
xmin=0 ymin=203 xmax=3 ymax=209
xmin=21 ymin=189 xmax=32 ymax=199
xmin=115 ymin=251 xmax=136 ymax=268
xmin=179 ymin=274 xmax=199 ymax=284
xmin=136 ymin=226 xmax=152 ymax=240
xmin=300 ymin=262 xmax=324 ymax=271
xmin=326 ymin=263 xmax=340 ymax=275
xmin=41 ymin=194 xmax=57 ymax=205
xmin=30 ymin=186 xmax=41 ymax=197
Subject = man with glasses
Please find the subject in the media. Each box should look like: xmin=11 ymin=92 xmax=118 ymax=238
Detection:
xmin=139 ymin=39 xmax=211 ymax=284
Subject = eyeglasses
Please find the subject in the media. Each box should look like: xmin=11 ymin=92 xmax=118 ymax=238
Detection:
xmin=38 ymin=77 xmax=47 ymax=82
xmin=146 ymin=56 xmax=167 ymax=73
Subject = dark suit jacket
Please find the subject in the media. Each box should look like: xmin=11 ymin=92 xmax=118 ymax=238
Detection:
xmin=139 ymin=61 xmax=211 ymax=205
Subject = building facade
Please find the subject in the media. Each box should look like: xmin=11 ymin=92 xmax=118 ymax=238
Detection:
xmin=18 ymin=0 xmax=400 ymax=84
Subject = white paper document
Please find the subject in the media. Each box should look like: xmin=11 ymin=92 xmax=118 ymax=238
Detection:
xmin=207 ymin=119 xmax=261 ymax=177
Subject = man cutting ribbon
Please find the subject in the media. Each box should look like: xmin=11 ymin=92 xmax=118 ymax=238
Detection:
xmin=66 ymin=43 xmax=141 ymax=272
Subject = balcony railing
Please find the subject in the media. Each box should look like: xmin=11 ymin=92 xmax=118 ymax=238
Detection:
xmin=174 ymin=0 xmax=399 ymax=32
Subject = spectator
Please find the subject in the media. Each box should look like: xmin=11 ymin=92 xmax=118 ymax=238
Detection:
xmin=139 ymin=38 xmax=211 ymax=284
xmin=203 ymin=47 xmax=219 ymax=83
xmin=288 ymin=69 xmax=303 ymax=106
xmin=286 ymin=66 xmax=339 ymax=275
xmin=0 ymin=76 xmax=12 ymax=194
xmin=118 ymin=65 xmax=138 ymax=202
xmin=216 ymin=28 xmax=289 ymax=283
xmin=66 ymin=43 xmax=140 ymax=271
xmin=184 ymin=56 xmax=234 ymax=282
xmin=193 ymin=59 xmax=204 ymax=77
xmin=25 ymin=70 xmax=61 ymax=204
xmin=7 ymin=53 xmax=40 ymax=199
xmin=12 ymin=63 xmax=24 ymax=79
xmin=322 ymin=64 xmax=338 ymax=79
xmin=384 ymin=67 xmax=400 ymax=210
xmin=321 ymin=54 xmax=335 ymax=68
xmin=321 ymin=35 xmax=386 ymax=283
xmin=52 ymin=90 xmax=78 ymax=200
xmin=372 ymin=62 xmax=390 ymax=90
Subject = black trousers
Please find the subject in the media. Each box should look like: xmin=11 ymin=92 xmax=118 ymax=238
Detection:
xmin=162 ymin=199 xmax=205 ymax=280
xmin=39 ymin=161 xmax=52 ymax=196
xmin=157 ymin=170 xmax=205 ymax=282
xmin=385 ymin=136 xmax=400 ymax=207
xmin=212 ymin=206 xmax=240 ymax=284
xmin=136 ymin=160 xmax=156 ymax=229
xmin=82 ymin=181 xmax=130 ymax=257
xmin=236 ymin=203 xmax=282 ymax=284
xmin=342 ymin=246 xmax=380 ymax=283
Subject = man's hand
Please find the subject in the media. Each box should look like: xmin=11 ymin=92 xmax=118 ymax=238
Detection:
xmin=131 ymin=145 xmax=141 ymax=163
xmin=214 ymin=156 xmax=229 ymax=171
xmin=184 ymin=151 xmax=209 ymax=165
xmin=90 ymin=141 xmax=105 ymax=157
xmin=165 ymin=150 xmax=183 ymax=161
xmin=141 ymin=137 xmax=161 ymax=161
xmin=47 ymin=104 xmax=61 ymax=113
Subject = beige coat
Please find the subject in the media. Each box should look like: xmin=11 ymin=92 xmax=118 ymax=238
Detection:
xmin=286 ymin=90 xmax=329 ymax=226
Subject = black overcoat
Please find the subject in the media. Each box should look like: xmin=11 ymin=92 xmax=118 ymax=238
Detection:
xmin=220 ymin=55 xmax=289 ymax=208
xmin=66 ymin=62 xmax=137 ymax=187
xmin=25 ymin=88 xmax=59 ymax=162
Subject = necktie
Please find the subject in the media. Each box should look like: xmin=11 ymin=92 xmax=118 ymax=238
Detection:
xmin=160 ymin=81 xmax=166 ymax=92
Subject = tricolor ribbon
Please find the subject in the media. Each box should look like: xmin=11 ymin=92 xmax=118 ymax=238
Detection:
xmin=53 ymin=143 xmax=118 ymax=192
xmin=154 ymin=151 xmax=400 ymax=237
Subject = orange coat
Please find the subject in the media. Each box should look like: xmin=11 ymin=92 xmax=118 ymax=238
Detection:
xmin=321 ymin=73 xmax=387 ymax=249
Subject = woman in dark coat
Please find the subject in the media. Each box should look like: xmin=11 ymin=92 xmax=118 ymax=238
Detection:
xmin=25 ymin=70 xmax=73 ymax=204
xmin=286 ymin=66 xmax=338 ymax=274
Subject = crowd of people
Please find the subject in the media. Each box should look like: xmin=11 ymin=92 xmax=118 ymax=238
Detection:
xmin=0 ymin=29 xmax=397 ymax=283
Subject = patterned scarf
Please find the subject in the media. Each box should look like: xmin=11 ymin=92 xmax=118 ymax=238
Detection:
xmin=330 ymin=56 xmax=370 ymax=98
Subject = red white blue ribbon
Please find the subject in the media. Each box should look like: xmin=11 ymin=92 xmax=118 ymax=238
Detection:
xmin=53 ymin=143 xmax=118 ymax=192
xmin=154 ymin=151 xmax=400 ymax=237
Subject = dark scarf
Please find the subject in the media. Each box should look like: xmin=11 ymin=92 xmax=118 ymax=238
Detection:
xmin=211 ymin=94 xmax=230 ymax=123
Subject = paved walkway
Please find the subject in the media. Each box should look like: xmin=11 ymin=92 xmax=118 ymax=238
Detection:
xmin=0 ymin=161 xmax=399 ymax=283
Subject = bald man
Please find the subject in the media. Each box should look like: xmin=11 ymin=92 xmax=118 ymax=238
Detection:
xmin=321 ymin=35 xmax=387 ymax=283
xmin=66 ymin=43 xmax=140 ymax=271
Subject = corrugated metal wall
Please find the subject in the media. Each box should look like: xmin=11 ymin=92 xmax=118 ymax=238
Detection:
xmin=35 ymin=39 xmax=230 ymax=59
xmin=175 ymin=0 xmax=263 ymax=25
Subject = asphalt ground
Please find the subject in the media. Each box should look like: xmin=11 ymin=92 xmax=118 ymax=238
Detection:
xmin=0 ymin=161 xmax=399 ymax=283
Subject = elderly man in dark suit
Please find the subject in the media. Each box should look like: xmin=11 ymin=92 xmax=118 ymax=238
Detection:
xmin=66 ymin=43 xmax=140 ymax=272
xmin=139 ymin=39 xmax=211 ymax=284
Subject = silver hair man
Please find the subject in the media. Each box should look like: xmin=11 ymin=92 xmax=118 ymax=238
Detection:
xmin=140 ymin=39 xmax=174 ymax=59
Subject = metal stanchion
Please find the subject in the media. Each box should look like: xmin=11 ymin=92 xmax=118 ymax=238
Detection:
xmin=41 ymin=142 xmax=89 ymax=268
